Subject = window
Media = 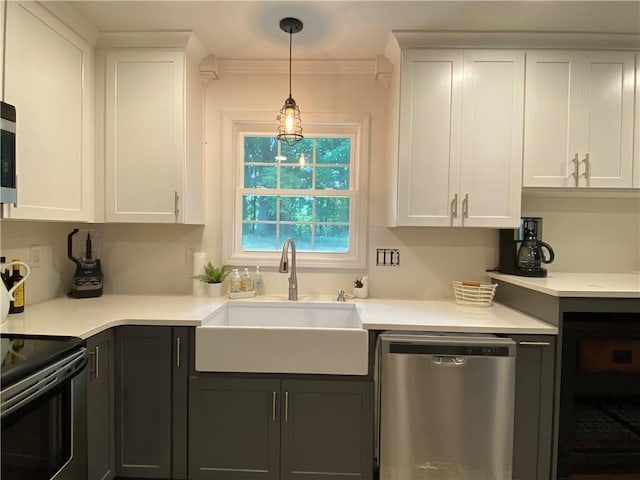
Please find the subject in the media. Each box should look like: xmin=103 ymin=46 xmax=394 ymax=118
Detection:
xmin=222 ymin=112 xmax=369 ymax=269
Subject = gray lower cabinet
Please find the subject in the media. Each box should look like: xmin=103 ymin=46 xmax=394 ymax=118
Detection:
xmin=510 ymin=334 xmax=556 ymax=480
xmin=189 ymin=376 xmax=374 ymax=480
xmin=114 ymin=326 xmax=189 ymax=479
xmin=87 ymin=329 xmax=116 ymax=480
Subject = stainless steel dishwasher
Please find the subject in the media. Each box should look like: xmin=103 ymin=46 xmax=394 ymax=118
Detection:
xmin=378 ymin=333 xmax=516 ymax=480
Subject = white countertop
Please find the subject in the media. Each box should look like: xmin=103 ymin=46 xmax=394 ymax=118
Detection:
xmin=0 ymin=294 xmax=557 ymax=338
xmin=486 ymin=272 xmax=640 ymax=298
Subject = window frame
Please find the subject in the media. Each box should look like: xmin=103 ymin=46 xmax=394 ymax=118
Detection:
xmin=222 ymin=111 xmax=370 ymax=269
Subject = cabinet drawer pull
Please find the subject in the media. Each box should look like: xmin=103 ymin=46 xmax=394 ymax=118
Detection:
xmin=174 ymin=190 xmax=180 ymax=220
xmin=272 ymin=391 xmax=277 ymax=422
xmin=519 ymin=341 xmax=551 ymax=347
xmin=451 ymin=194 xmax=458 ymax=219
xmin=176 ymin=337 xmax=181 ymax=368
xmin=284 ymin=391 xmax=289 ymax=423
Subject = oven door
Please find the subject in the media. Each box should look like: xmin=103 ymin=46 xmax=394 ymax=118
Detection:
xmin=1 ymin=348 xmax=87 ymax=480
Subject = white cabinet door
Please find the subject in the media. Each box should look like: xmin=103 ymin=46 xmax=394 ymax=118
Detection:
xmin=396 ymin=49 xmax=524 ymax=227
xmin=459 ymin=51 xmax=524 ymax=227
xmin=635 ymin=53 xmax=640 ymax=188
xmin=105 ymin=50 xmax=184 ymax=223
xmin=3 ymin=1 xmax=94 ymax=221
xmin=397 ymin=50 xmax=463 ymax=226
xmin=523 ymin=51 xmax=635 ymax=189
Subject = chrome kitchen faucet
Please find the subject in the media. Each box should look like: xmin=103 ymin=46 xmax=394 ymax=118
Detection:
xmin=279 ymin=238 xmax=298 ymax=301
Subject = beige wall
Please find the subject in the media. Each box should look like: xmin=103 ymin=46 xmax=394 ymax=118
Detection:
xmin=1 ymin=70 xmax=639 ymax=306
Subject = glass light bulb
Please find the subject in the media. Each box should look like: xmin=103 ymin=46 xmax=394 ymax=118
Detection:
xmin=285 ymin=108 xmax=295 ymax=133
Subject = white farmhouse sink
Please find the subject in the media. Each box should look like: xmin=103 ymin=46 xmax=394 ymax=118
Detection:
xmin=195 ymin=301 xmax=368 ymax=375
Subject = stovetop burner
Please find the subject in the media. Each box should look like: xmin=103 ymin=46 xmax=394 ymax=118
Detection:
xmin=0 ymin=334 xmax=85 ymax=388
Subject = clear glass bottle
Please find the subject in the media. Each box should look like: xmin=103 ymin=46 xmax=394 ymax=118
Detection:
xmin=229 ymin=268 xmax=241 ymax=293
xmin=240 ymin=268 xmax=253 ymax=292
xmin=254 ymin=266 xmax=264 ymax=295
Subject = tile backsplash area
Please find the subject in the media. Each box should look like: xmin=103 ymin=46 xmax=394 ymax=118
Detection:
xmin=1 ymin=193 xmax=638 ymax=306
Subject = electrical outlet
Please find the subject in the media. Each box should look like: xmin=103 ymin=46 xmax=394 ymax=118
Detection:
xmin=186 ymin=246 xmax=196 ymax=263
xmin=30 ymin=245 xmax=42 ymax=268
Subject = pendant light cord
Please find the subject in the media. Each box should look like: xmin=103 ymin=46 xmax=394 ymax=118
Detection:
xmin=288 ymin=30 xmax=293 ymax=98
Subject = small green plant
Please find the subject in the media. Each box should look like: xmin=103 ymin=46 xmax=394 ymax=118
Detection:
xmin=354 ymin=277 xmax=364 ymax=289
xmin=193 ymin=262 xmax=229 ymax=284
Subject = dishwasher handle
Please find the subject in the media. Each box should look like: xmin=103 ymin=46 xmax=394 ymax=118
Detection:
xmin=432 ymin=355 xmax=468 ymax=366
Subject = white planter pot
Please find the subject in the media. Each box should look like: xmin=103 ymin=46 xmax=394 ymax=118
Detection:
xmin=353 ymin=286 xmax=368 ymax=299
xmin=206 ymin=283 xmax=224 ymax=298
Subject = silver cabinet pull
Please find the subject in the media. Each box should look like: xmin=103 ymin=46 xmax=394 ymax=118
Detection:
xmin=176 ymin=337 xmax=181 ymax=368
xmin=95 ymin=346 xmax=100 ymax=379
xmin=174 ymin=190 xmax=180 ymax=220
xmin=451 ymin=193 xmax=458 ymax=219
xmin=519 ymin=341 xmax=551 ymax=347
xmin=581 ymin=153 xmax=590 ymax=180
xmin=284 ymin=391 xmax=289 ymax=423
xmin=462 ymin=193 xmax=469 ymax=219
xmin=272 ymin=391 xmax=277 ymax=422
xmin=570 ymin=153 xmax=579 ymax=186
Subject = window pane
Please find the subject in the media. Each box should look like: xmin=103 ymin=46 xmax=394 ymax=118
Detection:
xmin=315 ymin=225 xmax=349 ymax=252
xmin=317 ymin=138 xmax=350 ymax=164
xmin=244 ymin=136 xmax=277 ymax=163
xmin=279 ymin=224 xmax=312 ymax=251
xmin=243 ymin=195 xmax=277 ymax=222
xmin=316 ymin=197 xmax=350 ymax=223
xmin=280 ymin=196 xmax=312 ymax=222
xmin=280 ymin=166 xmax=312 ymax=190
xmin=244 ymin=165 xmax=277 ymax=188
xmin=316 ymin=166 xmax=350 ymax=190
xmin=280 ymin=138 xmax=313 ymax=164
xmin=242 ymin=223 xmax=277 ymax=251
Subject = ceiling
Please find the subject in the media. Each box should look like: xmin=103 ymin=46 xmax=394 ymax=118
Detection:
xmin=66 ymin=1 xmax=640 ymax=60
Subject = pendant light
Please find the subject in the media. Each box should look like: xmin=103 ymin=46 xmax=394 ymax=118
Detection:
xmin=277 ymin=17 xmax=303 ymax=146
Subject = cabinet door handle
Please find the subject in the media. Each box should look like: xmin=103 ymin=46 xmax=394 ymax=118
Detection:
xmin=581 ymin=153 xmax=590 ymax=180
xmin=570 ymin=153 xmax=579 ymax=186
xmin=94 ymin=346 xmax=100 ymax=379
xmin=284 ymin=391 xmax=289 ymax=423
xmin=174 ymin=190 xmax=180 ymax=220
xmin=176 ymin=337 xmax=181 ymax=368
xmin=451 ymin=194 xmax=458 ymax=219
xmin=462 ymin=193 xmax=469 ymax=219
xmin=14 ymin=174 xmax=18 ymax=207
xmin=519 ymin=341 xmax=551 ymax=347
xmin=272 ymin=391 xmax=277 ymax=422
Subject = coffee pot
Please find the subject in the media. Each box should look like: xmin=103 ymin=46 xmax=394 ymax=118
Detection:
xmin=517 ymin=230 xmax=555 ymax=272
xmin=1 ymin=260 xmax=31 ymax=323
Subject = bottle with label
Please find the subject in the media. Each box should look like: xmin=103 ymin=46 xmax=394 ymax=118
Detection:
xmin=254 ymin=266 xmax=264 ymax=296
xmin=240 ymin=268 xmax=253 ymax=292
xmin=9 ymin=259 xmax=24 ymax=314
xmin=229 ymin=269 xmax=241 ymax=293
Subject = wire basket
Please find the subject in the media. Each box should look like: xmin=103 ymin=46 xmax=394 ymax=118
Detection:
xmin=453 ymin=281 xmax=497 ymax=307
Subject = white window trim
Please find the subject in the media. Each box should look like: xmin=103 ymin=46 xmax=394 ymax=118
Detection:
xmin=222 ymin=111 xmax=370 ymax=269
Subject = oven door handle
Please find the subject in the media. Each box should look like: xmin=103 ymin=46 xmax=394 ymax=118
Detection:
xmin=0 ymin=348 xmax=87 ymax=419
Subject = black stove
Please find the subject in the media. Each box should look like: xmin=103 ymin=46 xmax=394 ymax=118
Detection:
xmin=0 ymin=334 xmax=85 ymax=388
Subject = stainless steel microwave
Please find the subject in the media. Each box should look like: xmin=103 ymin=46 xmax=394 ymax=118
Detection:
xmin=1 ymin=101 xmax=17 ymax=204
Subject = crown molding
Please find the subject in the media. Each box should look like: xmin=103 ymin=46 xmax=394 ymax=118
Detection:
xmin=96 ymin=31 xmax=193 ymax=49
xmin=217 ymin=58 xmax=377 ymax=75
xmin=393 ymin=30 xmax=640 ymax=50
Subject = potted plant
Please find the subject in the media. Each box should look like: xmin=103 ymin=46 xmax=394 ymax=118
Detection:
xmin=353 ymin=276 xmax=368 ymax=299
xmin=193 ymin=262 xmax=229 ymax=298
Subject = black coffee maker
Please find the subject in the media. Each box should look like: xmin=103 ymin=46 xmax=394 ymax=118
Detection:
xmin=67 ymin=228 xmax=103 ymax=298
xmin=499 ymin=217 xmax=555 ymax=277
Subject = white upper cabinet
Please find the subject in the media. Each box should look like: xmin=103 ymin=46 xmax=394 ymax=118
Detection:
xmin=3 ymin=1 xmax=94 ymax=221
xmin=395 ymin=49 xmax=524 ymax=227
xmin=523 ymin=51 xmax=635 ymax=188
xmin=100 ymin=38 xmax=206 ymax=223
xmin=635 ymin=53 xmax=640 ymax=188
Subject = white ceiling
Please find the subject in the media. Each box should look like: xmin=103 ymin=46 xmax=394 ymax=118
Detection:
xmin=66 ymin=1 xmax=640 ymax=60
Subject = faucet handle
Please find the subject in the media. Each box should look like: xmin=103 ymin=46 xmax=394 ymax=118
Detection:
xmin=336 ymin=289 xmax=346 ymax=302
